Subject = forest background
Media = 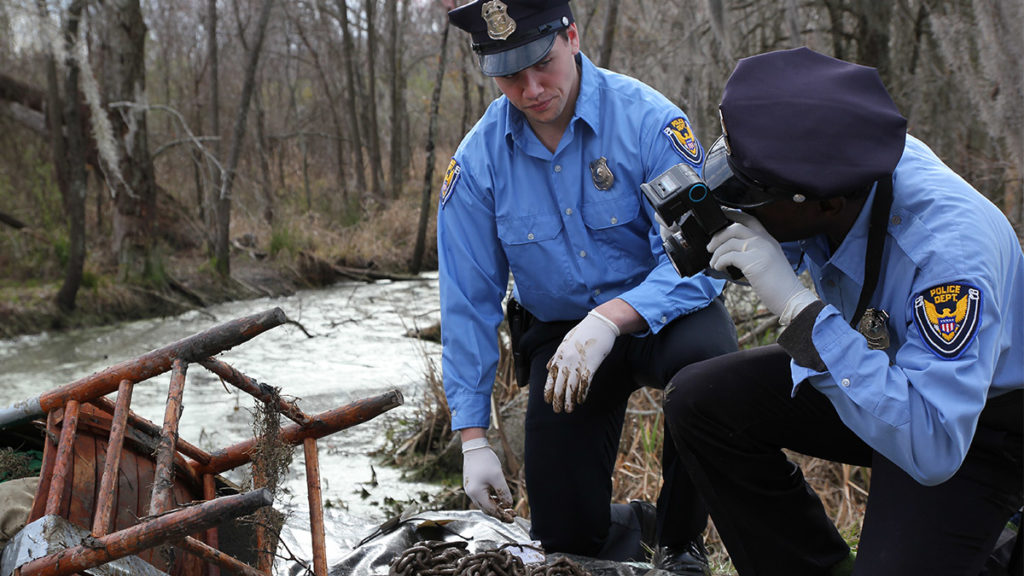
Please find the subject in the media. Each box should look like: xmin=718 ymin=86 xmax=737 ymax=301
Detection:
xmin=1 ymin=0 xmax=1022 ymax=571
xmin=0 ymin=0 xmax=1021 ymax=337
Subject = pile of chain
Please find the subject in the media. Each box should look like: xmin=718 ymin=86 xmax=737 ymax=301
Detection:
xmin=388 ymin=540 xmax=593 ymax=576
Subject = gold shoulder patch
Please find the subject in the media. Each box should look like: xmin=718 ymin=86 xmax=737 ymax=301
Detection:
xmin=440 ymin=159 xmax=462 ymax=208
xmin=662 ymin=117 xmax=704 ymax=166
xmin=912 ymin=282 xmax=982 ymax=360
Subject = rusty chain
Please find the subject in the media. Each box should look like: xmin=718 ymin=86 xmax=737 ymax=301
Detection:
xmin=389 ymin=540 xmax=470 ymax=575
xmin=387 ymin=540 xmax=592 ymax=576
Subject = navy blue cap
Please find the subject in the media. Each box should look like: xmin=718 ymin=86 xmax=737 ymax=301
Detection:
xmin=449 ymin=0 xmax=574 ymax=77
xmin=714 ymin=47 xmax=907 ymax=206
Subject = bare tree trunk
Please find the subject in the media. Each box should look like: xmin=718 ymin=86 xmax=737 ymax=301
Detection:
xmin=337 ymin=0 xmax=368 ymax=194
xmin=207 ymin=0 xmax=221 ymax=255
xmin=42 ymin=0 xmax=88 ymax=312
xmin=597 ymin=0 xmax=619 ymax=69
xmin=302 ymin=135 xmax=312 ymax=211
xmin=387 ymin=0 xmax=404 ymax=197
xmin=365 ymin=0 xmax=383 ymax=198
xmin=853 ymin=0 xmax=892 ymax=83
xmin=410 ymin=14 xmax=450 ymax=274
xmin=99 ymin=0 xmax=159 ymax=283
xmin=822 ymin=0 xmax=846 ymax=61
xmin=254 ymin=87 xmax=274 ymax=225
xmin=459 ymin=42 xmax=472 ymax=136
xmin=216 ymin=0 xmax=275 ymax=277
xmin=294 ymin=7 xmax=348 ymax=207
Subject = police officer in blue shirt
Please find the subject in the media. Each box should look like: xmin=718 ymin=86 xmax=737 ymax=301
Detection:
xmin=663 ymin=47 xmax=1023 ymax=575
xmin=439 ymin=0 xmax=738 ymax=572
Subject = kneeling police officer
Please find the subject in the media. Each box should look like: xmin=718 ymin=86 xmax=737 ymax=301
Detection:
xmin=662 ymin=47 xmax=1023 ymax=575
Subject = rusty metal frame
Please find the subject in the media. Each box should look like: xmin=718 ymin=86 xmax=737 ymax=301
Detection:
xmin=1 ymin=307 xmax=405 ymax=576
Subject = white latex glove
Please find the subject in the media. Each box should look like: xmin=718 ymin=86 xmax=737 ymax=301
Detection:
xmin=544 ymin=310 xmax=619 ymax=413
xmin=707 ymin=211 xmax=818 ymax=325
xmin=461 ymin=438 xmax=515 ymax=522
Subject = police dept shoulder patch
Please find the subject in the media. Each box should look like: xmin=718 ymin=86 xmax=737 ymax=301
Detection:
xmin=440 ymin=158 xmax=461 ymax=208
xmin=912 ymin=282 xmax=982 ymax=360
xmin=662 ymin=117 xmax=704 ymax=166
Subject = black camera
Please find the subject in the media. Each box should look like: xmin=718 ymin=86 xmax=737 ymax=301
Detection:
xmin=640 ymin=163 xmax=739 ymax=279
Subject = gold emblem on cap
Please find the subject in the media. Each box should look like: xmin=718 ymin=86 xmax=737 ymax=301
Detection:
xmin=482 ymin=0 xmax=516 ymax=41
xmin=590 ymin=157 xmax=614 ymax=191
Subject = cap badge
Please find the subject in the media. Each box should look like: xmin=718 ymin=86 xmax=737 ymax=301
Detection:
xmin=590 ymin=157 xmax=614 ymax=190
xmin=856 ymin=308 xmax=890 ymax=350
xmin=482 ymin=0 xmax=516 ymax=41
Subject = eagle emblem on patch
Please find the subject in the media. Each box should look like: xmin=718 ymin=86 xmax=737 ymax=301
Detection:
xmin=912 ymin=282 xmax=982 ymax=360
xmin=662 ymin=117 xmax=704 ymax=166
xmin=439 ymin=159 xmax=461 ymax=208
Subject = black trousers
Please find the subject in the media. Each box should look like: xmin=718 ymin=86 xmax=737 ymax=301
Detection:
xmin=664 ymin=344 xmax=1024 ymax=575
xmin=519 ymin=298 xmax=738 ymax=559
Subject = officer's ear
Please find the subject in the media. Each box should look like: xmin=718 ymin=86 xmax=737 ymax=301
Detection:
xmin=566 ymin=23 xmax=580 ymax=54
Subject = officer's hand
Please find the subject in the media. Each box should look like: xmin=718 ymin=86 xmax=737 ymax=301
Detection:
xmin=707 ymin=211 xmax=818 ymax=325
xmin=461 ymin=438 xmax=515 ymax=522
xmin=544 ymin=310 xmax=619 ymax=413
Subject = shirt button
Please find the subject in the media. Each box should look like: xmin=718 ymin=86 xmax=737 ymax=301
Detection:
xmin=554 ymin=165 xmax=562 ymax=173
xmin=841 ymin=378 xmax=851 ymax=387
xmin=610 ymin=217 xmax=618 ymax=224
xmin=579 ymin=250 xmax=587 ymax=258
xmin=594 ymin=289 xmax=601 ymax=296
xmin=565 ymin=208 xmax=573 ymax=215
xmin=661 ymin=315 xmax=668 ymax=324
xmin=527 ymin=233 xmax=535 ymax=240
xmin=891 ymin=215 xmax=902 ymax=225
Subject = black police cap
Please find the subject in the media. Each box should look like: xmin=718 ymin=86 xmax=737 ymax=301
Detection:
xmin=449 ymin=0 xmax=574 ymax=77
xmin=714 ymin=47 xmax=907 ymax=206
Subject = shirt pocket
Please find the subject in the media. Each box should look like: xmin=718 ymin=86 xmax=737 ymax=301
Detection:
xmin=582 ymin=194 xmax=652 ymax=276
xmin=496 ymin=212 xmax=572 ymax=295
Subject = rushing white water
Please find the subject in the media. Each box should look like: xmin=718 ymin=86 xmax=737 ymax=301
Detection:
xmin=0 ymin=273 xmax=445 ymax=573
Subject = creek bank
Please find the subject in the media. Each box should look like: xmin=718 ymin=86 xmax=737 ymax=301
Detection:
xmin=0 ymin=249 xmax=421 ymax=340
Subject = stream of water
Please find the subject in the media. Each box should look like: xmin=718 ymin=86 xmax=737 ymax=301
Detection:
xmin=0 ymin=273 xmax=445 ymax=573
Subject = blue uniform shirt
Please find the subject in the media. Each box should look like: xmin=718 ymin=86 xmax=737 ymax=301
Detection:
xmin=788 ymin=135 xmax=1024 ymax=485
xmin=437 ymin=53 xmax=725 ymax=431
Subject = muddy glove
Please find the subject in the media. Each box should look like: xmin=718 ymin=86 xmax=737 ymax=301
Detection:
xmin=544 ymin=310 xmax=619 ymax=413
xmin=707 ymin=211 xmax=819 ymax=325
xmin=461 ymin=438 xmax=515 ymax=522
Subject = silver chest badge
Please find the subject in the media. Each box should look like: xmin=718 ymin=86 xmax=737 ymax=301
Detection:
xmin=590 ymin=157 xmax=614 ymax=190
xmin=857 ymin=308 xmax=890 ymax=350
xmin=482 ymin=0 xmax=516 ymax=41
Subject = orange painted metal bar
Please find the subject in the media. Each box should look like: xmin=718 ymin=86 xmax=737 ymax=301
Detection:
xmin=199 ymin=357 xmax=310 ymax=425
xmin=304 ymin=438 xmax=328 ymax=576
xmin=27 ymin=412 xmax=59 ymax=523
xmin=45 ymin=400 xmax=80 ymax=517
xmin=90 ymin=395 xmax=212 ymax=465
xmin=92 ymin=380 xmax=134 ymax=537
xmin=0 ymin=308 xmax=287 ymax=429
xmin=194 ymin=390 xmax=405 ymax=477
xmin=178 ymin=536 xmax=265 ymax=576
xmin=203 ymin=474 xmax=221 ymax=576
xmin=253 ymin=463 xmax=272 ymax=574
xmin=14 ymin=489 xmax=274 ymax=576
xmin=150 ymin=358 xmax=187 ymax=516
